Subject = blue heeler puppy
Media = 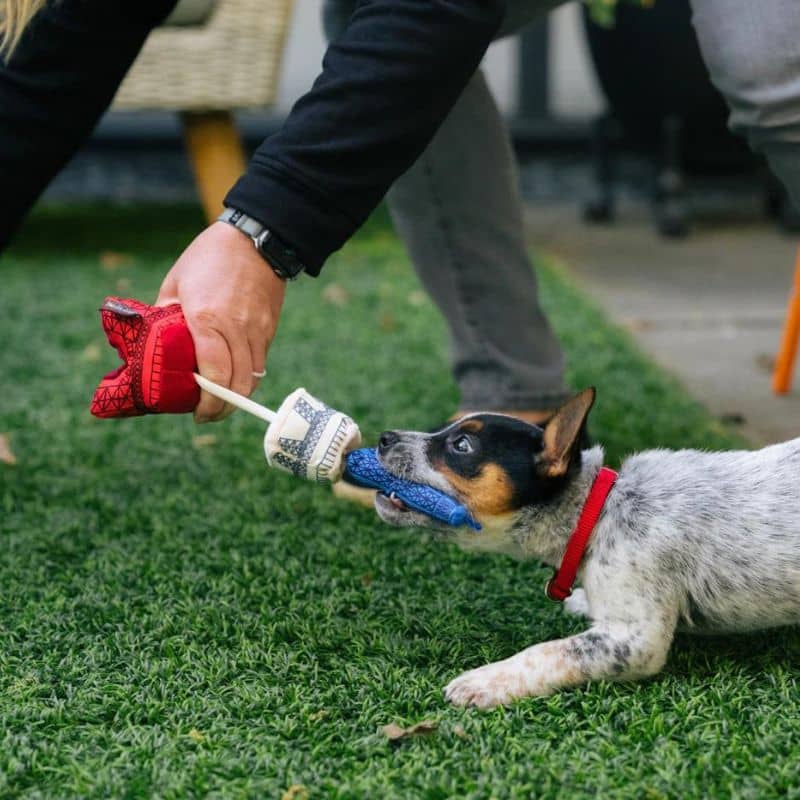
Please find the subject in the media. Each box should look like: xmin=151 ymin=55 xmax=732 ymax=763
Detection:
xmin=374 ymin=388 xmax=800 ymax=707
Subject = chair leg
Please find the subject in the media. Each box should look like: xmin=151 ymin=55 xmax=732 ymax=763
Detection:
xmin=773 ymin=247 xmax=800 ymax=395
xmin=181 ymin=111 xmax=247 ymax=223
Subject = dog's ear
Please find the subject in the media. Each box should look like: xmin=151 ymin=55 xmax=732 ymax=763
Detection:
xmin=537 ymin=387 xmax=595 ymax=478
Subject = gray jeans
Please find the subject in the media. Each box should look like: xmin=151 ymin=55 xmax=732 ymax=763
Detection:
xmin=325 ymin=0 xmax=800 ymax=412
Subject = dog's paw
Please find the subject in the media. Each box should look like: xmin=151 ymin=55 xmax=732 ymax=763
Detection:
xmin=444 ymin=661 xmax=521 ymax=708
xmin=563 ymin=588 xmax=590 ymax=618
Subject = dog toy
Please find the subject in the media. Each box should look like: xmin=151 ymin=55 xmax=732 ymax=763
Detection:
xmin=193 ymin=374 xmax=361 ymax=484
xmin=192 ymin=382 xmax=478 ymax=529
xmin=344 ymin=448 xmax=481 ymax=530
xmin=89 ymin=296 xmax=479 ymax=523
xmin=91 ymin=298 xmax=200 ymax=417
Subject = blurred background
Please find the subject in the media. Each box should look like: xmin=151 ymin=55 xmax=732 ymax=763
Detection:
xmin=34 ymin=0 xmax=800 ymax=444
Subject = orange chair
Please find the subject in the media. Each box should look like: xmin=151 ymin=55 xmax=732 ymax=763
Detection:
xmin=773 ymin=246 xmax=800 ymax=394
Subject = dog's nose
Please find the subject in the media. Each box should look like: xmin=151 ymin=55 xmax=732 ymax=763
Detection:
xmin=378 ymin=430 xmax=400 ymax=453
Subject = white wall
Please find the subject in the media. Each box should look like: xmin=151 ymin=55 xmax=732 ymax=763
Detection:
xmin=276 ymin=0 xmax=605 ymax=120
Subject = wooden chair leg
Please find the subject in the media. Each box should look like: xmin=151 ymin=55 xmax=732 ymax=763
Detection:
xmin=773 ymin=246 xmax=800 ymax=394
xmin=181 ymin=111 xmax=247 ymax=224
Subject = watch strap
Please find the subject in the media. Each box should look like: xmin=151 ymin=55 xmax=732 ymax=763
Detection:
xmin=219 ymin=207 xmax=265 ymax=240
xmin=218 ymin=207 xmax=305 ymax=280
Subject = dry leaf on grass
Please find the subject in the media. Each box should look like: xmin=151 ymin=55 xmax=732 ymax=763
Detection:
xmin=281 ymin=785 xmax=308 ymax=800
xmin=81 ymin=342 xmax=102 ymax=363
xmin=322 ymin=284 xmax=350 ymax=308
xmin=187 ymin=728 xmax=205 ymax=743
xmin=308 ymin=709 xmax=329 ymax=722
xmin=379 ymin=312 xmax=396 ymax=331
xmin=380 ymin=720 xmax=438 ymax=741
xmin=452 ymin=724 xmax=470 ymax=740
xmin=0 ymin=434 xmax=17 ymax=465
xmin=99 ymin=251 xmax=132 ymax=271
xmin=407 ymin=289 xmax=427 ymax=307
xmin=192 ymin=434 xmax=218 ymax=448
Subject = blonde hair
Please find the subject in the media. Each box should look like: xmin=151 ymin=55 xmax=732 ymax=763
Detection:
xmin=0 ymin=0 xmax=48 ymax=57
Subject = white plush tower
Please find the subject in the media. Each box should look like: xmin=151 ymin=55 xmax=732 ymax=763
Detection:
xmin=264 ymin=388 xmax=361 ymax=483
xmin=193 ymin=375 xmax=361 ymax=483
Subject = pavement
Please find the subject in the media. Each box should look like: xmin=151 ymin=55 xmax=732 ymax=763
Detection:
xmin=524 ymin=201 xmax=800 ymax=445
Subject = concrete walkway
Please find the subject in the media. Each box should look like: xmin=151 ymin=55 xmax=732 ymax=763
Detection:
xmin=524 ymin=204 xmax=800 ymax=445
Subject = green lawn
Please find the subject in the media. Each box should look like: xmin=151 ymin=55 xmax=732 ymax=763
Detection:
xmin=2 ymin=205 xmax=798 ymax=799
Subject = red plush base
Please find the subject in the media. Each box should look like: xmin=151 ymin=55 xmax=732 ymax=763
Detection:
xmin=91 ymin=297 xmax=200 ymax=418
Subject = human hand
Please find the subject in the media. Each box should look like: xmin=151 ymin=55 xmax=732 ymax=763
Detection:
xmin=156 ymin=221 xmax=286 ymax=422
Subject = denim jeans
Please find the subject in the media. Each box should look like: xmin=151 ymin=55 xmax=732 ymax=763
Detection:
xmin=325 ymin=0 xmax=568 ymax=412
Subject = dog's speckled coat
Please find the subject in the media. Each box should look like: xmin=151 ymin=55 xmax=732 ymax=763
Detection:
xmin=374 ymin=391 xmax=800 ymax=707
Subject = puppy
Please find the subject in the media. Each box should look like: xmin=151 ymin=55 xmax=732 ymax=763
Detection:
xmin=374 ymin=388 xmax=800 ymax=707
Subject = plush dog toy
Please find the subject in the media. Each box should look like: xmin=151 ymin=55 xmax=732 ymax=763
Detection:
xmin=90 ymin=297 xmax=478 ymax=528
xmin=91 ymin=297 xmax=199 ymax=417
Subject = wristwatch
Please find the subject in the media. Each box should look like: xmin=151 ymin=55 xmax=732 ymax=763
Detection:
xmin=218 ymin=207 xmax=306 ymax=280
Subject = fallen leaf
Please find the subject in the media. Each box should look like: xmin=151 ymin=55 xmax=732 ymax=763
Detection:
xmin=407 ymin=290 xmax=427 ymax=307
xmin=322 ymin=283 xmax=350 ymax=307
xmin=81 ymin=342 xmax=102 ymax=363
xmin=380 ymin=720 xmax=438 ymax=741
xmin=192 ymin=434 xmax=218 ymax=448
xmin=623 ymin=317 xmax=654 ymax=333
xmin=0 ymin=434 xmax=17 ymax=465
xmin=281 ymin=785 xmax=308 ymax=800
xmin=379 ymin=312 xmax=396 ymax=331
xmin=308 ymin=709 xmax=329 ymax=722
xmin=452 ymin=723 xmax=470 ymax=740
xmin=99 ymin=251 xmax=132 ymax=271
xmin=187 ymin=728 xmax=205 ymax=743
xmin=755 ymin=353 xmax=775 ymax=373
xmin=719 ymin=411 xmax=746 ymax=426
xmin=360 ymin=573 xmax=374 ymax=587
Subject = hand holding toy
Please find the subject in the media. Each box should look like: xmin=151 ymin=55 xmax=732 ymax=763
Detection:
xmin=90 ymin=297 xmax=481 ymax=526
xmin=91 ymin=296 xmax=360 ymax=482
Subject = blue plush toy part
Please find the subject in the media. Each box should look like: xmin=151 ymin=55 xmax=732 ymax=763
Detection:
xmin=344 ymin=448 xmax=481 ymax=531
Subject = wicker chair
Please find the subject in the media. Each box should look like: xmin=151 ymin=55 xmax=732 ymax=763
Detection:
xmin=113 ymin=0 xmax=295 ymax=221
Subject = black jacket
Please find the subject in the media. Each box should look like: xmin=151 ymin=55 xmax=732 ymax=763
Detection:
xmin=0 ymin=0 xmax=504 ymax=269
xmin=226 ymin=0 xmax=505 ymax=274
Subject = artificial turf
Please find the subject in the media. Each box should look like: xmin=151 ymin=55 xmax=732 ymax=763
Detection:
xmin=2 ymin=204 xmax=798 ymax=799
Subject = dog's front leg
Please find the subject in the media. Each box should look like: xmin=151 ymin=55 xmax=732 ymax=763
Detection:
xmin=444 ymin=621 xmax=674 ymax=708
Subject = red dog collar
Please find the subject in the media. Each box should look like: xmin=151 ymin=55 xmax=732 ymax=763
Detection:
xmin=545 ymin=466 xmax=618 ymax=602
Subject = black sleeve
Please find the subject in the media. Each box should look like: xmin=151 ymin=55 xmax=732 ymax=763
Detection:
xmin=225 ymin=0 xmax=505 ymax=276
xmin=0 ymin=0 xmax=177 ymax=252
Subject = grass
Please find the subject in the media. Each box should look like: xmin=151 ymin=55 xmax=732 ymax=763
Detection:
xmin=1 ymin=204 xmax=798 ymax=799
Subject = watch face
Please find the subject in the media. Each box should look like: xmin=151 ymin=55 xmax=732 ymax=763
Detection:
xmin=260 ymin=233 xmax=305 ymax=279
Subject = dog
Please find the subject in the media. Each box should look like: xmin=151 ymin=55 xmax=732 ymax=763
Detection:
xmin=373 ymin=387 xmax=800 ymax=707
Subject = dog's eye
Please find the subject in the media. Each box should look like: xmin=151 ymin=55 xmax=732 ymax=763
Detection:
xmin=451 ymin=435 xmax=474 ymax=454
